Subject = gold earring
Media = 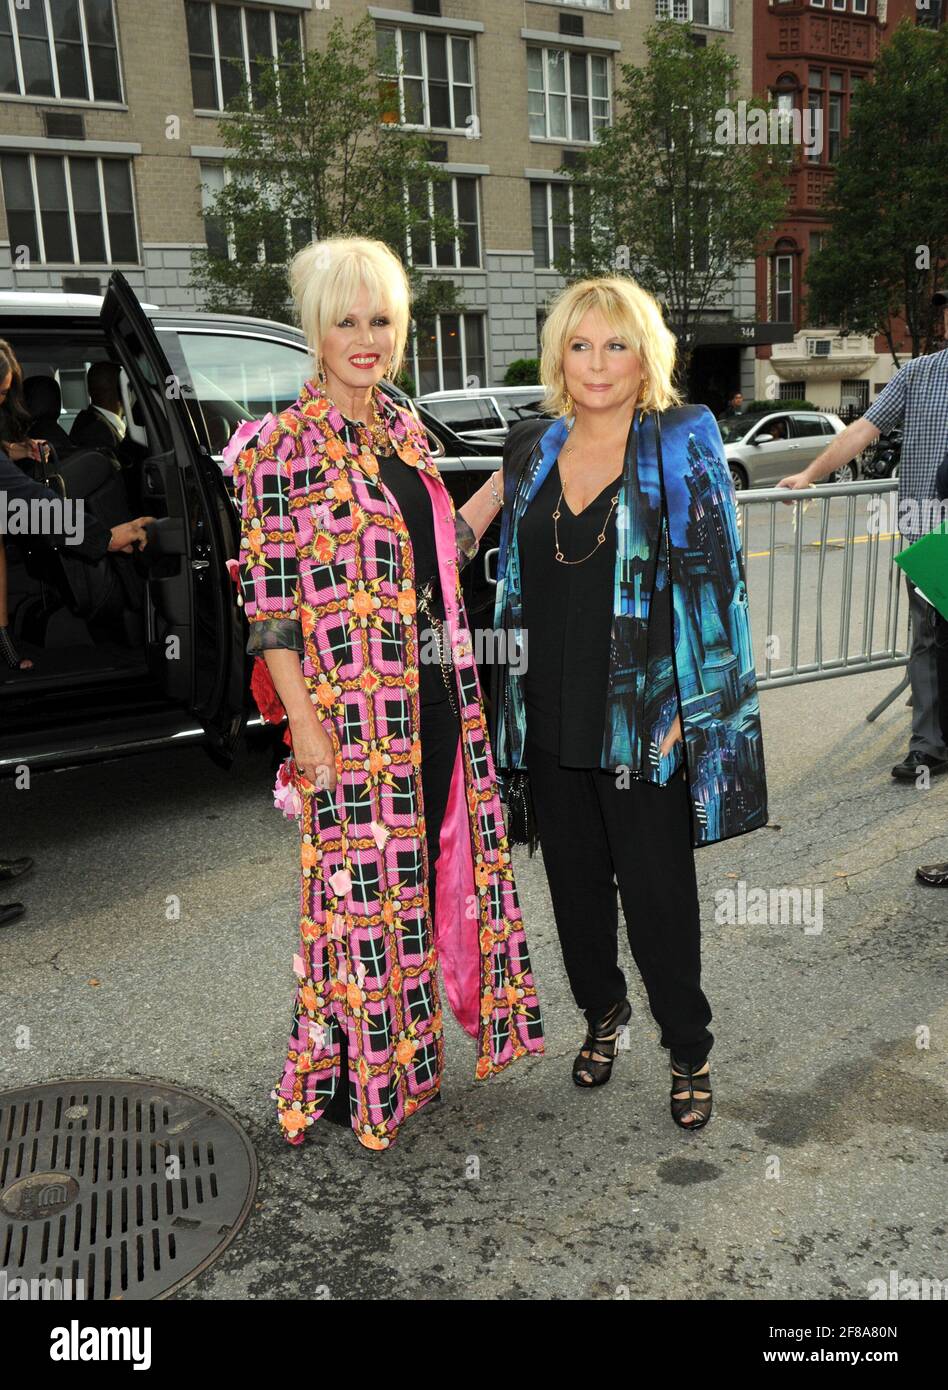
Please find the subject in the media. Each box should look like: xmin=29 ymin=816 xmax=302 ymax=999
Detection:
xmin=564 ymin=390 xmax=574 ymax=416
xmin=638 ymin=377 xmax=650 ymax=410
xmin=315 ymin=356 xmax=327 ymax=387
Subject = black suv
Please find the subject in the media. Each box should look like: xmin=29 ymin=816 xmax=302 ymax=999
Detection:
xmin=0 ymin=273 xmax=502 ymax=775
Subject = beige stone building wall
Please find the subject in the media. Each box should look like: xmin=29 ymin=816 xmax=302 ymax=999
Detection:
xmin=0 ymin=0 xmax=753 ymax=386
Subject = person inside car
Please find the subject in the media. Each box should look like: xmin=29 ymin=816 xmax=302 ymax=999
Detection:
xmin=23 ymin=375 xmax=77 ymax=459
xmin=0 ymin=441 xmax=154 ymax=671
xmin=70 ymin=361 xmax=143 ymax=471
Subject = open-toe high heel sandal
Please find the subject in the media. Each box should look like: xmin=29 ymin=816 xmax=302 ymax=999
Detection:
xmin=670 ymin=1055 xmax=712 ymax=1130
xmin=572 ymin=997 xmax=631 ymax=1088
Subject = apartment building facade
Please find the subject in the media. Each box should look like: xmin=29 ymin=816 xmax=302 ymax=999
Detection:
xmin=754 ymin=0 xmax=941 ymax=413
xmin=1 ymin=0 xmax=769 ymax=401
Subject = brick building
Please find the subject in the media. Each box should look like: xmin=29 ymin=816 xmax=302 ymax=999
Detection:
xmin=753 ymin=0 xmax=941 ymax=413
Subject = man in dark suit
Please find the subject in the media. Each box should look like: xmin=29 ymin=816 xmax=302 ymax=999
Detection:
xmin=70 ymin=361 xmax=143 ymax=469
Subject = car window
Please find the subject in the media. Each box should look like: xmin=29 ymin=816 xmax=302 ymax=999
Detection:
xmin=718 ymin=415 xmax=757 ymax=444
xmin=173 ymin=329 xmax=310 ymax=419
xmin=791 ymin=414 xmax=826 ymax=440
xmin=426 ymin=398 xmax=500 ymax=432
xmin=752 ymin=415 xmax=790 ymax=442
xmin=497 ymin=397 xmax=545 ymax=423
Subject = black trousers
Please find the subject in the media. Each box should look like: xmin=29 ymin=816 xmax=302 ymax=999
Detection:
xmin=526 ymin=736 xmax=713 ymax=1067
xmin=324 ymin=694 xmax=460 ymax=1126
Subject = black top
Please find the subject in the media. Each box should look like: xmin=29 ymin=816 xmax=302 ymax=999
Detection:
xmin=340 ymin=416 xmax=448 ymax=706
xmin=518 ymin=457 xmax=672 ymax=767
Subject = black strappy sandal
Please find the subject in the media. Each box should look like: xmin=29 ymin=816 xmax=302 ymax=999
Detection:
xmin=670 ymin=1055 xmax=712 ymax=1130
xmin=0 ymin=626 xmax=32 ymax=671
xmin=572 ymin=997 xmax=632 ymax=1087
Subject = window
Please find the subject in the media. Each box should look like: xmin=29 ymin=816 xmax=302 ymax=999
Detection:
xmin=807 ymin=68 xmax=824 ymax=162
xmin=173 ymin=330 xmax=311 ymax=444
xmin=424 ymin=397 xmax=502 ymax=433
xmin=531 ymin=181 xmax=581 ymax=269
xmin=852 ymin=0 xmax=868 ymax=12
xmin=831 ymin=0 xmax=847 ymax=11
xmin=527 ymin=46 xmax=610 ymax=143
xmin=778 ymin=384 xmax=805 ymax=402
xmin=752 ymin=415 xmax=792 ymax=442
xmin=410 ymin=313 xmax=486 ymax=394
xmin=840 ymin=379 xmax=869 ymax=413
xmin=0 ymin=0 xmax=122 ymax=103
xmin=406 ymin=175 xmax=480 ymax=268
xmin=1 ymin=152 xmax=137 ymax=264
xmin=655 ymin=0 xmax=731 ymax=25
xmin=185 ymin=1 xmax=302 ymax=112
xmin=827 ymin=73 xmax=844 ymax=164
xmin=809 ymin=230 xmax=826 ymax=256
xmin=376 ymin=25 xmax=474 ymax=132
xmin=199 ymin=162 xmax=310 ymax=264
xmin=773 ymin=252 xmax=794 ymax=323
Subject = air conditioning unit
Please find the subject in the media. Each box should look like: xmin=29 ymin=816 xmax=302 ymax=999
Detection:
xmin=806 ymin=339 xmax=832 ymax=357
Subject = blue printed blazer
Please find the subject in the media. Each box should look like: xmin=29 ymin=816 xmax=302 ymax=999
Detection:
xmin=491 ymin=403 xmax=768 ymax=849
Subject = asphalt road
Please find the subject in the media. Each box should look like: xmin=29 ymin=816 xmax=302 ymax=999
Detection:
xmin=1 ymin=651 xmax=944 ymax=1301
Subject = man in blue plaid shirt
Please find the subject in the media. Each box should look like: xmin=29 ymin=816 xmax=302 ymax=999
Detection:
xmin=779 ymin=290 xmax=948 ymax=782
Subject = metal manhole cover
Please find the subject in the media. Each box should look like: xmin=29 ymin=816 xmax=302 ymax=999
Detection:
xmin=0 ymin=1078 xmax=257 ymax=1300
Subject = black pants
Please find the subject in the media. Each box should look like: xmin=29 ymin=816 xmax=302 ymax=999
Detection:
xmin=526 ymin=736 xmax=713 ymax=1067
xmin=324 ymin=695 xmax=460 ymax=1126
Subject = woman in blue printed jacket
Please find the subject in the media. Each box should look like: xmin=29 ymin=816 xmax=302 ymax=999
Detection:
xmin=491 ymin=276 xmax=768 ymax=1130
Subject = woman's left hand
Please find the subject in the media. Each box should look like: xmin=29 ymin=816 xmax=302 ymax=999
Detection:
xmin=659 ymin=714 xmax=682 ymax=758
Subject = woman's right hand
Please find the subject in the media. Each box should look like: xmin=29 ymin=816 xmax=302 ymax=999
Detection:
xmin=290 ymin=711 xmax=338 ymax=791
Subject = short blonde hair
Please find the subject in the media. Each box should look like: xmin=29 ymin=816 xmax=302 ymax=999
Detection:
xmin=538 ymin=276 xmax=682 ymax=417
xmin=288 ymin=236 xmax=412 ymax=379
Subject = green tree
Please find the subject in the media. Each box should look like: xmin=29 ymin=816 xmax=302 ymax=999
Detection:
xmin=564 ymin=20 xmax=789 ymax=385
xmin=806 ymin=21 xmax=948 ymax=362
xmin=189 ymin=15 xmax=464 ymax=336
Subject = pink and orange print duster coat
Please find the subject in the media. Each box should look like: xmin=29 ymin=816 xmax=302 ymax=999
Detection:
xmin=225 ymin=379 xmax=544 ymax=1151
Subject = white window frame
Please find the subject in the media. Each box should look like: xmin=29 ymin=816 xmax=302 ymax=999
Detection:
xmin=189 ymin=1 xmax=303 ymax=114
xmin=2 ymin=151 xmax=138 ymax=265
xmin=408 ymin=312 xmax=486 ymax=394
xmin=376 ymin=25 xmax=476 ymax=134
xmin=527 ymin=45 xmax=611 ymax=144
xmin=405 ymin=174 xmax=481 ymax=270
xmin=530 ymin=180 xmax=581 ymax=269
xmin=655 ymin=0 xmax=732 ymax=27
xmin=199 ymin=161 xmax=310 ymax=265
xmin=852 ymin=0 xmax=868 ymax=12
xmin=0 ymin=0 xmax=124 ymax=105
xmin=774 ymin=253 xmax=794 ymax=323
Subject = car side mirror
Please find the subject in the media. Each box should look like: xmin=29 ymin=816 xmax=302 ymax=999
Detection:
xmin=754 ymin=433 xmax=774 ymax=445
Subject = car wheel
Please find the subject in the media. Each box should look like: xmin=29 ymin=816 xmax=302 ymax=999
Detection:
xmin=729 ymin=463 xmax=747 ymax=492
xmin=829 ymin=461 xmax=857 ymax=484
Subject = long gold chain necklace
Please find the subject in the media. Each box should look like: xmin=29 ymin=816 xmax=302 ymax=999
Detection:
xmin=553 ymin=432 xmax=622 ymax=565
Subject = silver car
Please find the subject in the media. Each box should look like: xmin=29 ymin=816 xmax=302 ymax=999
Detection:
xmin=718 ymin=409 xmax=848 ymax=490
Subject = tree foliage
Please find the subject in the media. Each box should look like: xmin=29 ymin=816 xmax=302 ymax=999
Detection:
xmin=565 ymin=20 xmax=789 ymax=378
xmin=189 ymin=15 xmax=464 ymax=329
xmin=806 ymin=21 xmax=948 ymax=361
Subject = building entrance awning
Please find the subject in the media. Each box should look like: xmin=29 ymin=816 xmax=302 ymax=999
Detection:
xmin=672 ymin=321 xmax=797 ymax=348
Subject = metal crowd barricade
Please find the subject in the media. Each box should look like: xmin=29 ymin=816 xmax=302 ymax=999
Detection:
xmin=480 ymin=476 xmax=912 ymax=715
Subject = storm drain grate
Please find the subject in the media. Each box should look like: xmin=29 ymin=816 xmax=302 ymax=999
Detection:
xmin=0 ymin=1078 xmax=257 ymax=1300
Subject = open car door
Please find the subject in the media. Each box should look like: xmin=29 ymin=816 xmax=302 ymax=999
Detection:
xmin=100 ymin=271 xmax=245 ymax=764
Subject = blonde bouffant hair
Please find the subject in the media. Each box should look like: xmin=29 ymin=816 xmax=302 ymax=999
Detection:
xmin=539 ymin=276 xmax=682 ymax=417
xmin=288 ymin=236 xmax=412 ymax=380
